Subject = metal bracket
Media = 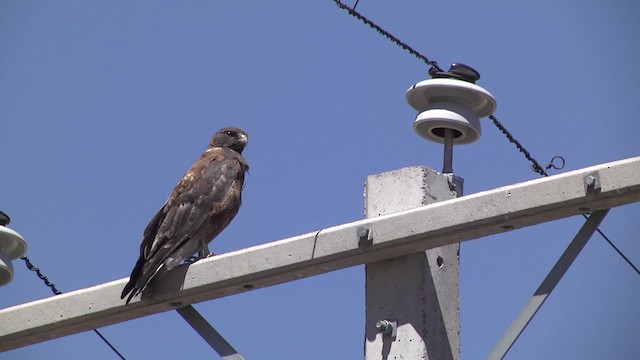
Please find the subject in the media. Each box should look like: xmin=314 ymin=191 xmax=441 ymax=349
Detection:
xmin=444 ymin=173 xmax=464 ymax=196
xmin=487 ymin=209 xmax=609 ymax=360
xmin=583 ymin=171 xmax=601 ymax=193
xmin=176 ymin=305 xmax=245 ymax=360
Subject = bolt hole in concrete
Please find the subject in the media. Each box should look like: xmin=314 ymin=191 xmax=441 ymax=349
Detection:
xmin=436 ymin=256 xmax=444 ymax=268
xmin=243 ymin=284 xmax=255 ymax=289
xmin=502 ymin=225 xmax=515 ymax=230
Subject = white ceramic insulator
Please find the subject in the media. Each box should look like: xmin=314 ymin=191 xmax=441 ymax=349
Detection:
xmin=406 ymin=78 xmax=497 ymax=144
xmin=0 ymin=226 xmax=28 ymax=286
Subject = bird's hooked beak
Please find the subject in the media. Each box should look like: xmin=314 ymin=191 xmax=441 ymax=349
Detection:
xmin=239 ymin=133 xmax=248 ymax=146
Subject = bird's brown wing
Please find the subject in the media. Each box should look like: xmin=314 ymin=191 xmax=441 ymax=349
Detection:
xmin=121 ymin=149 xmax=246 ymax=303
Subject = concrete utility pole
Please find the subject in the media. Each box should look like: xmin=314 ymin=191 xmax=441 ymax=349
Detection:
xmin=362 ymin=63 xmax=495 ymax=359
xmin=364 ymin=167 xmax=461 ymax=360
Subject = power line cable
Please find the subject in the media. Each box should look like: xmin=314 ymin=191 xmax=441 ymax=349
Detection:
xmin=20 ymin=256 xmax=127 ymax=360
xmin=332 ymin=0 xmax=640 ymax=278
xmin=333 ymin=0 xmax=443 ymax=72
xmin=590 ymin=221 xmax=640 ymax=276
xmin=488 ymin=115 xmax=553 ymax=176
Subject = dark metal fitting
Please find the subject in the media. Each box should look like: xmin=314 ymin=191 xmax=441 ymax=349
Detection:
xmin=429 ymin=63 xmax=481 ymax=83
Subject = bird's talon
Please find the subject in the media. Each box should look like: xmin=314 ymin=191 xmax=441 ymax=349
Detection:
xmin=185 ymin=256 xmax=200 ymax=264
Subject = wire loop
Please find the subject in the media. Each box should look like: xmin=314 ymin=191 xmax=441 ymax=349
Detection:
xmin=545 ymin=156 xmax=565 ymax=171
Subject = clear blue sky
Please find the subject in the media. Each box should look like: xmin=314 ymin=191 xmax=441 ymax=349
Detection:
xmin=1 ymin=1 xmax=639 ymax=359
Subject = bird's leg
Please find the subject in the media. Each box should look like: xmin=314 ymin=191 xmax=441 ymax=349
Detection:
xmin=200 ymin=243 xmax=216 ymax=258
xmin=185 ymin=244 xmax=215 ymax=264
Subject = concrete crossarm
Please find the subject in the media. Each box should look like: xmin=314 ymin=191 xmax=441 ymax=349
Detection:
xmin=1 ymin=156 xmax=639 ymax=351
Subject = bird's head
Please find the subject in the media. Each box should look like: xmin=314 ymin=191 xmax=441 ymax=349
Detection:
xmin=209 ymin=127 xmax=249 ymax=154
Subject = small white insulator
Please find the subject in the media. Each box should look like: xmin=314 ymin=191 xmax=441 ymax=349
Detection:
xmin=406 ymin=77 xmax=497 ymax=144
xmin=0 ymin=226 xmax=28 ymax=286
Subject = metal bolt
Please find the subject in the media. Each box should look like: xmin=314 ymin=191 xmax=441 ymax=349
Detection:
xmin=357 ymin=226 xmax=369 ymax=239
xmin=583 ymin=172 xmax=601 ymax=193
xmin=375 ymin=320 xmax=397 ymax=337
xmin=357 ymin=226 xmax=373 ymax=247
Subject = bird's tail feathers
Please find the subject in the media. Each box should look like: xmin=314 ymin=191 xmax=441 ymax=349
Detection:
xmin=121 ymin=256 xmax=165 ymax=304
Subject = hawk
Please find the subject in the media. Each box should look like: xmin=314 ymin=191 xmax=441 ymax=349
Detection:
xmin=121 ymin=127 xmax=249 ymax=304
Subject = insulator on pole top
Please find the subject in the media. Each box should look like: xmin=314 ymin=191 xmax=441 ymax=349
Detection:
xmin=406 ymin=63 xmax=497 ymax=173
xmin=0 ymin=211 xmax=28 ymax=286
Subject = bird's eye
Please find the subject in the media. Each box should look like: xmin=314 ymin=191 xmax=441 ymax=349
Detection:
xmin=225 ymin=131 xmax=235 ymax=137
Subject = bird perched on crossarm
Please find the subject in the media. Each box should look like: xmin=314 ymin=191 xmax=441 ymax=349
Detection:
xmin=121 ymin=127 xmax=249 ymax=304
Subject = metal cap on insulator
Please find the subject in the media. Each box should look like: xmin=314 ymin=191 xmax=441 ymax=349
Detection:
xmin=0 ymin=211 xmax=28 ymax=286
xmin=406 ymin=63 xmax=497 ymax=173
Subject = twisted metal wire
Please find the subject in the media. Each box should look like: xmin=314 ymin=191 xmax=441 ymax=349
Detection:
xmin=21 ymin=256 xmax=62 ymax=295
xmin=333 ymin=0 xmax=443 ymax=72
xmin=488 ymin=115 xmax=549 ymax=176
